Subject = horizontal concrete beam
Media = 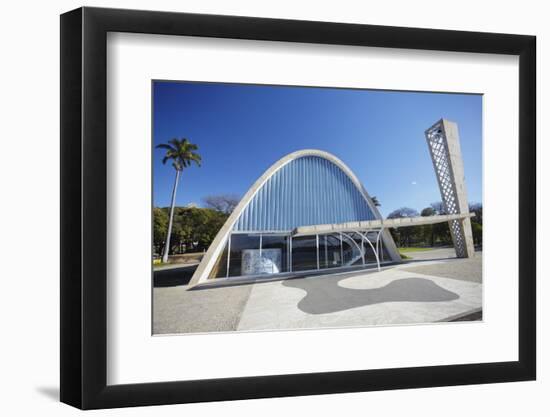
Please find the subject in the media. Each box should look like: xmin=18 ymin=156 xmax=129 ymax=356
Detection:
xmin=292 ymin=212 xmax=475 ymax=235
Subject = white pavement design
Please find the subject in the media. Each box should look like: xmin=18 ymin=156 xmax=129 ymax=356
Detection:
xmin=236 ymin=265 xmax=482 ymax=331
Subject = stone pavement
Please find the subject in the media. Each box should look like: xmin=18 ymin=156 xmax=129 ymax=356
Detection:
xmin=153 ymin=250 xmax=482 ymax=335
xmin=236 ymin=265 xmax=481 ymax=331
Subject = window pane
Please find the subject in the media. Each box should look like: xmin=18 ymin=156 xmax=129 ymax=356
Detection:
xmin=291 ymin=235 xmax=318 ymax=271
xmin=228 ymin=234 xmax=261 ymax=277
xmin=319 ymin=234 xmax=342 ymax=269
xmin=261 ymin=235 xmax=289 ymax=274
xmin=342 ymin=232 xmax=364 ymax=266
xmin=362 ymin=231 xmax=390 ymax=264
xmin=362 ymin=231 xmax=378 ymax=264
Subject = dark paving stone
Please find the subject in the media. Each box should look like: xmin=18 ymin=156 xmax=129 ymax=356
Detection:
xmin=283 ymin=275 xmax=459 ymax=315
xmin=449 ymin=310 xmax=483 ymax=321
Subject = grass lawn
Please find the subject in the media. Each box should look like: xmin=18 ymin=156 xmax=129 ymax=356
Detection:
xmin=398 ymin=247 xmax=435 ymax=253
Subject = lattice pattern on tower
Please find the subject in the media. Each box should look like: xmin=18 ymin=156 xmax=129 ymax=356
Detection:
xmin=425 ymin=123 xmax=467 ymax=257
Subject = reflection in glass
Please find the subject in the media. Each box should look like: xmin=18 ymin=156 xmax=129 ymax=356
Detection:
xmin=361 ymin=231 xmax=389 ymax=264
xmin=342 ymin=232 xmax=364 ymax=266
xmin=228 ymin=234 xmax=260 ymax=277
xmin=319 ymin=234 xmax=342 ymax=269
xmin=291 ymin=235 xmax=318 ymax=272
xmin=214 ymin=230 xmax=389 ymax=280
xmin=361 ymin=231 xmax=378 ymax=264
xmin=262 ymin=234 xmax=289 ymax=274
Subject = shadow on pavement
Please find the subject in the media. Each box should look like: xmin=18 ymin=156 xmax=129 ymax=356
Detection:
xmin=283 ymin=276 xmax=459 ymax=314
xmin=35 ymin=386 xmax=59 ymax=401
xmin=153 ymin=264 xmax=198 ymax=287
xmin=449 ymin=309 xmax=482 ymax=321
xmin=402 ymin=257 xmax=456 ymax=263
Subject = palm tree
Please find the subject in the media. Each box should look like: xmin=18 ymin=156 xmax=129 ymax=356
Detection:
xmin=156 ymin=138 xmax=201 ymax=263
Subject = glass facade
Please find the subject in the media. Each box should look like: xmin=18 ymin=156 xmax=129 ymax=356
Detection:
xmin=341 ymin=233 xmax=360 ymax=266
xmin=198 ymin=152 xmax=401 ymax=284
xmin=362 ymin=231 xmax=390 ymax=263
xmin=347 ymin=232 xmax=366 ymax=266
xmin=319 ymin=234 xmax=342 ymax=269
xmin=210 ymin=230 xmax=390 ymax=279
xmin=291 ymin=235 xmax=318 ymax=272
xmin=228 ymin=234 xmax=261 ymax=277
xmin=262 ymin=234 xmax=290 ymax=273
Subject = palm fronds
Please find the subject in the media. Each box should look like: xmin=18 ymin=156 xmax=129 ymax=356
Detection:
xmin=156 ymin=137 xmax=201 ymax=171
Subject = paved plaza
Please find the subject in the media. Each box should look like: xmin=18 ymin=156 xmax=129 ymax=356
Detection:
xmin=153 ymin=248 xmax=482 ymax=335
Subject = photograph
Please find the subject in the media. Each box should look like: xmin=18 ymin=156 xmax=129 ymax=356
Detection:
xmin=152 ymin=81 xmax=483 ymax=335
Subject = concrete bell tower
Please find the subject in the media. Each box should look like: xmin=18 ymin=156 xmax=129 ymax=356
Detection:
xmin=425 ymin=119 xmax=475 ymax=258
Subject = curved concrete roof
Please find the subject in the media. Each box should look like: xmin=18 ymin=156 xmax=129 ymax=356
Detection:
xmin=189 ymin=149 xmax=400 ymax=286
xmin=234 ymin=151 xmax=378 ymax=231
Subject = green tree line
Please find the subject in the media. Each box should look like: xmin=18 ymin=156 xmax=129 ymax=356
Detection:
xmin=153 ymin=206 xmax=228 ymax=256
xmin=153 ymin=194 xmax=240 ymax=257
xmin=387 ymin=202 xmax=482 ymax=248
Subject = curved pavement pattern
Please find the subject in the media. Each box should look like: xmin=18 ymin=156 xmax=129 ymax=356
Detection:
xmin=236 ymin=264 xmax=481 ymax=331
xmin=283 ymin=277 xmax=459 ymax=315
xmin=153 ymin=249 xmax=482 ymax=334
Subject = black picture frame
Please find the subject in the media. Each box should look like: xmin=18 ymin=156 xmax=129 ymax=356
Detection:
xmin=60 ymin=6 xmax=536 ymax=410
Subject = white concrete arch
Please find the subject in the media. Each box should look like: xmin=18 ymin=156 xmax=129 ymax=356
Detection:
xmin=189 ymin=149 xmax=400 ymax=286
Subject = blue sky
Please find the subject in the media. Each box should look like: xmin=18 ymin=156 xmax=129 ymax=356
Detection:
xmin=153 ymin=81 xmax=482 ymax=217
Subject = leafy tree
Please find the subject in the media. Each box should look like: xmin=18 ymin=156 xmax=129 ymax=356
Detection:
xmin=471 ymin=221 xmax=483 ymax=246
xmin=430 ymin=201 xmax=446 ymax=214
xmin=384 ymin=202 xmax=482 ymax=249
xmin=153 ymin=207 xmax=168 ymax=256
xmin=429 ymin=201 xmax=452 ymax=246
xmin=387 ymin=207 xmax=419 ymax=247
xmin=156 ymin=138 xmax=201 ymax=263
xmin=420 ymin=206 xmax=436 ymax=246
xmin=421 ymin=207 xmax=436 ymax=217
xmin=387 ymin=207 xmax=419 ymax=219
xmin=469 ymin=202 xmax=483 ymax=246
xmin=202 ymin=194 xmax=240 ymax=214
xmin=169 ymin=216 xmax=193 ymax=254
xmin=197 ymin=211 xmax=227 ymax=250
xmin=469 ymin=202 xmax=483 ymax=225
xmin=157 ymin=206 xmax=229 ymax=255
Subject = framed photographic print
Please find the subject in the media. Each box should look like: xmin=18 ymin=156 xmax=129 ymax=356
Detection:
xmin=60 ymin=6 xmax=536 ymax=409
